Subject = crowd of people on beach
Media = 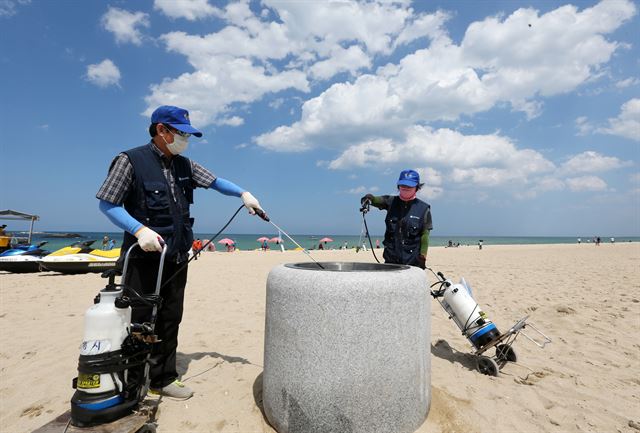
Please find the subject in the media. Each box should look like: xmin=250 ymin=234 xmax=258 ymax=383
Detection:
xmin=577 ymin=236 xmax=616 ymax=245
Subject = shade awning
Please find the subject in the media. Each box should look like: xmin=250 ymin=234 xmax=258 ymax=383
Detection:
xmin=0 ymin=210 xmax=40 ymax=221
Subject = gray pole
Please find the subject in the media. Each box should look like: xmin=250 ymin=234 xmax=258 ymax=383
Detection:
xmin=28 ymin=217 xmax=34 ymax=244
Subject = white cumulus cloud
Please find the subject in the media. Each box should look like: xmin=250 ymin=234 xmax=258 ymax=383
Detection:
xmin=597 ymin=98 xmax=640 ymax=141
xmin=143 ymin=57 xmax=309 ymax=127
xmin=101 ymin=7 xmax=149 ymax=45
xmin=136 ymin=0 xmax=636 ymax=199
xmin=418 ymin=185 xmax=444 ymax=200
xmin=415 ymin=167 xmax=444 ymax=199
xmin=85 ymin=59 xmax=121 ymax=88
xmin=615 ymin=77 xmax=640 ymax=88
xmin=0 ymin=0 xmax=30 ymax=17
xmin=345 ymin=186 xmax=379 ymax=194
xmin=561 ymin=151 xmax=631 ymax=174
xmin=308 ymin=45 xmax=372 ymax=80
xmin=256 ymin=0 xmax=636 ymax=151
xmin=146 ymin=0 xmax=449 ymax=126
xmin=575 ymin=116 xmax=594 ymax=136
xmin=153 ymin=0 xmax=219 ymax=21
xmin=566 ymin=176 xmax=608 ymax=192
xmin=328 ymin=126 xmax=554 ymax=177
xmin=417 ymin=167 xmax=442 ymax=186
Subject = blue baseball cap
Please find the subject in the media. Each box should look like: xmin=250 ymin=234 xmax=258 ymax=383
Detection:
xmin=151 ymin=105 xmax=203 ymax=137
xmin=397 ymin=169 xmax=420 ymax=187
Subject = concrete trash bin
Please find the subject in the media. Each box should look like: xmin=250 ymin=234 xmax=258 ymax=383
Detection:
xmin=263 ymin=262 xmax=430 ymax=433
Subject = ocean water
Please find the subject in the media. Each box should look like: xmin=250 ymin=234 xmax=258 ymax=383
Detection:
xmin=12 ymin=231 xmax=640 ymax=254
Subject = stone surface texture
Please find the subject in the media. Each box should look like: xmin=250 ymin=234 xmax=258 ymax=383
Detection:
xmin=263 ymin=262 xmax=431 ymax=433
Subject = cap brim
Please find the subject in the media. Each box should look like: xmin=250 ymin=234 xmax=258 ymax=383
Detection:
xmin=170 ymin=123 xmax=203 ymax=138
xmin=397 ymin=180 xmax=418 ymax=187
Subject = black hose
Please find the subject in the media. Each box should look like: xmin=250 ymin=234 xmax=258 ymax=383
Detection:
xmin=124 ymin=286 xmax=161 ymax=307
xmin=461 ymin=304 xmax=480 ymax=334
xmin=361 ymin=209 xmax=381 ymax=264
xmin=160 ymin=205 xmax=245 ymax=290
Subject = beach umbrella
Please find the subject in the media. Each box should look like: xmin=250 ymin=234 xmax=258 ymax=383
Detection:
xmin=269 ymin=237 xmax=283 ymax=243
xmin=319 ymin=237 xmax=334 ymax=243
xmin=218 ymin=238 xmax=235 ymax=245
xmin=257 ymin=236 xmax=270 ymax=242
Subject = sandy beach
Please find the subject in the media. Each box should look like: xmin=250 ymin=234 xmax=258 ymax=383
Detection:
xmin=1 ymin=242 xmax=639 ymax=433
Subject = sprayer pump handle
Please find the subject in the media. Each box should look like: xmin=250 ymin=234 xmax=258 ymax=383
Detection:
xmin=101 ymin=269 xmax=122 ymax=278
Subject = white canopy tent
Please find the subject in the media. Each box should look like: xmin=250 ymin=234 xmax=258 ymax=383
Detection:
xmin=0 ymin=210 xmax=40 ymax=244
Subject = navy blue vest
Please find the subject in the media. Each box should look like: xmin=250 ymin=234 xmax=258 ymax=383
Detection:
xmin=383 ymin=197 xmax=430 ymax=267
xmin=121 ymin=145 xmax=195 ymax=261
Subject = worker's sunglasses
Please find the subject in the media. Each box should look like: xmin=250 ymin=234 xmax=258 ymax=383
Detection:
xmin=162 ymin=125 xmax=191 ymax=138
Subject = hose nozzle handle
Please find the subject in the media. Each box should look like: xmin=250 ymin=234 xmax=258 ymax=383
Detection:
xmin=254 ymin=208 xmax=270 ymax=222
xmin=360 ymin=200 xmax=370 ymax=214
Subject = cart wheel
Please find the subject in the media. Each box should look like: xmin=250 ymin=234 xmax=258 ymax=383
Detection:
xmin=476 ymin=356 xmax=499 ymax=376
xmin=137 ymin=423 xmax=157 ymax=433
xmin=496 ymin=344 xmax=517 ymax=362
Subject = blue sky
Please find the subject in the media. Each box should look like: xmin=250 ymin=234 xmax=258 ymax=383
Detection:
xmin=1 ymin=0 xmax=638 ymax=237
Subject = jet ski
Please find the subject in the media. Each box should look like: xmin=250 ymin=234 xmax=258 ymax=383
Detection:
xmin=0 ymin=242 xmax=50 ymax=273
xmin=0 ymin=241 xmax=49 ymax=256
xmin=40 ymin=240 xmax=120 ymax=274
xmin=44 ymin=239 xmax=97 ymax=257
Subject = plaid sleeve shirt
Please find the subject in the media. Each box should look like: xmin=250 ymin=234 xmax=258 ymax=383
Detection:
xmin=96 ymin=142 xmax=216 ymax=205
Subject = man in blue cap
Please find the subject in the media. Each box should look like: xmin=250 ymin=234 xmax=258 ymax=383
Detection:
xmin=361 ymin=169 xmax=432 ymax=268
xmin=96 ymin=105 xmax=264 ymax=399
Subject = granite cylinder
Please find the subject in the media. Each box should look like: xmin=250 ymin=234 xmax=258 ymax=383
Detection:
xmin=263 ymin=262 xmax=431 ymax=433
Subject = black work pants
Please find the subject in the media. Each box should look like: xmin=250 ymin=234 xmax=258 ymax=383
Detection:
xmin=126 ymin=258 xmax=188 ymax=388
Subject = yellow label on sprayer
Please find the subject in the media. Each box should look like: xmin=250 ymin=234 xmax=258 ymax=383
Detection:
xmin=77 ymin=373 xmax=101 ymax=389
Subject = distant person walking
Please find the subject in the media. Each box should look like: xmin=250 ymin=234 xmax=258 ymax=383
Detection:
xmin=478 ymin=240 xmax=483 ymax=250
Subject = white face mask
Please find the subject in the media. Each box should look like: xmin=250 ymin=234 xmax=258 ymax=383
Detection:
xmin=163 ymin=131 xmax=189 ymax=155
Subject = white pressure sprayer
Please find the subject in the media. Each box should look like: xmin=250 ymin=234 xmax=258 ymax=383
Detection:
xmin=430 ymin=270 xmax=551 ymax=376
xmin=77 ymin=282 xmax=132 ymax=395
xmin=437 ymin=275 xmax=501 ymax=350
xmin=70 ymin=244 xmax=168 ymax=428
